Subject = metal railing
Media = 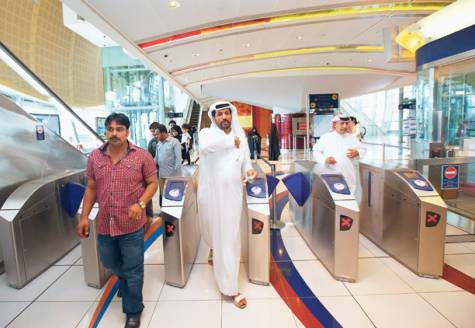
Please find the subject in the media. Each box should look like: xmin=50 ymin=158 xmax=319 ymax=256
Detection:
xmin=362 ymin=141 xmax=410 ymax=161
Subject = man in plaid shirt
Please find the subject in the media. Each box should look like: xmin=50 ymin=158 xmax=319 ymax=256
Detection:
xmin=76 ymin=113 xmax=158 ymax=328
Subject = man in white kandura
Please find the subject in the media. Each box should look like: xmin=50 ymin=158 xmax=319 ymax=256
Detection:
xmin=197 ymin=101 xmax=257 ymax=309
xmin=313 ymin=115 xmax=366 ymax=194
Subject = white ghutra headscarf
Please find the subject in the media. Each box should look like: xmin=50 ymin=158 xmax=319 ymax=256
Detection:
xmin=208 ymin=101 xmax=246 ymax=140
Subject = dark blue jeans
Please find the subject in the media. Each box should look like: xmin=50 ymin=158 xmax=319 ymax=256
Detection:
xmin=98 ymin=227 xmax=145 ymax=315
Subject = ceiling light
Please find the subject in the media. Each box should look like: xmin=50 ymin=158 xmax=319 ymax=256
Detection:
xmin=168 ymin=1 xmax=180 ymax=9
xmin=245 ymin=43 xmax=251 ymax=48
xmin=367 ymin=58 xmax=373 ymax=63
xmin=296 ymin=36 xmax=303 ymax=40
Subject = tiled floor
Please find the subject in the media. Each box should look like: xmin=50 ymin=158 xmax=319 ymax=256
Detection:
xmin=1 ymin=209 xmax=474 ymax=327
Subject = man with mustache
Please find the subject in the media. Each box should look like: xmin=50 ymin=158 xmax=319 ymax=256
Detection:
xmin=76 ymin=113 xmax=158 ymax=328
xmin=313 ymin=115 xmax=366 ymax=194
xmin=197 ymin=101 xmax=257 ymax=309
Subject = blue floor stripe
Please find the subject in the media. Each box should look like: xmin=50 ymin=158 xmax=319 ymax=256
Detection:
xmin=272 ymin=195 xmax=342 ymax=328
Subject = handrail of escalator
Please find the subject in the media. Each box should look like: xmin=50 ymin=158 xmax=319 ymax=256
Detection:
xmin=0 ymin=41 xmax=104 ymax=143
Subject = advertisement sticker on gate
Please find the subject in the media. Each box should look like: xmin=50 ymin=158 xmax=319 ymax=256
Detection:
xmin=441 ymin=165 xmax=460 ymax=189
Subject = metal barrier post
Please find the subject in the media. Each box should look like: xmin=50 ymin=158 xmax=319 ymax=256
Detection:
xmin=261 ymin=158 xmax=285 ymax=229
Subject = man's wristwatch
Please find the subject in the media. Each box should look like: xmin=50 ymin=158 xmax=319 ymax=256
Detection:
xmin=138 ymin=200 xmax=146 ymax=209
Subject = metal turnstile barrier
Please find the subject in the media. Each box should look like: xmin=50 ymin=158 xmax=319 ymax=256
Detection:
xmin=162 ymin=166 xmax=200 ymax=288
xmin=288 ymin=160 xmax=360 ymax=282
xmin=0 ymin=170 xmax=85 ymax=288
xmin=243 ymin=163 xmax=271 ymax=285
xmin=80 ymin=206 xmax=111 ymax=288
xmin=360 ymin=161 xmax=447 ymax=277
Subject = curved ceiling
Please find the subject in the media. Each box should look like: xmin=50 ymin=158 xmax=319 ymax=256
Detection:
xmin=63 ymin=0 xmax=452 ymax=110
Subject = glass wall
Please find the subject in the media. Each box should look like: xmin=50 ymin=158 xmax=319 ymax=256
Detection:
xmin=102 ymin=47 xmax=191 ymax=148
xmin=341 ymin=86 xmax=415 ymax=140
xmin=415 ymin=56 xmax=475 ymax=151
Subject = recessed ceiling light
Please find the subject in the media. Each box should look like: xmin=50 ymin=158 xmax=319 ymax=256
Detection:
xmin=367 ymin=58 xmax=373 ymax=63
xmin=168 ymin=1 xmax=180 ymax=8
xmin=245 ymin=43 xmax=251 ymax=48
xmin=296 ymin=36 xmax=303 ymax=40
xmin=192 ymin=53 xmax=200 ymax=57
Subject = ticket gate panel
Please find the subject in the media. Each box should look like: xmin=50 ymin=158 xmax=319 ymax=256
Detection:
xmin=382 ymin=189 xmax=420 ymax=271
xmin=290 ymin=160 xmax=360 ymax=282
xmin=359 ymin=162 xmax=447 ymax=278
xmin=244 ymin=165 xmax=271 ymax=286
xmin=81 ymin=207 xmax=111 ymax=289
xmin=360 ymin=166 xmax=384 ymax=243
xmin=162 ymin=167 xmax=200 ymax=288
xmin=418 ymin=198 xmax=446 ymax=277
xmin=334 ymin=203 xmax=359 ymax=282
xmin=163 ymin=212 xmax=186 ymax=287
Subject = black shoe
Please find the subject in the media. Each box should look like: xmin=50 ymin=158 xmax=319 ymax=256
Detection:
xmin=117 ymin=287 xmax=122 ymax=298
xmin=125 ymin=315 xmax=141 ymax=328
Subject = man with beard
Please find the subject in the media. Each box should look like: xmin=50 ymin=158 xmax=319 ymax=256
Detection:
xmin=197 ymin=101 xmax=257 ymax=309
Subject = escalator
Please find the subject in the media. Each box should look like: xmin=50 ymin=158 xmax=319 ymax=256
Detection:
xmin=0 ymin=41 xmax=104 ymax=286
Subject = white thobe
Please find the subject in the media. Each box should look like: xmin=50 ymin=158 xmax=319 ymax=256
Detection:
xmin=313 ymin=131 xmax=366 ymax=194
xmin=197 ymin=127 xmax=252 ymax=296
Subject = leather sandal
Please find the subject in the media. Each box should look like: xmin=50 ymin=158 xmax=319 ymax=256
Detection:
xmin=232 ymin=294 xmax=247 ymax=309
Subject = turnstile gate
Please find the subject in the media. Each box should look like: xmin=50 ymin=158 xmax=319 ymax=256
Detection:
xmin=80 ymin=205 xmax=112 ymax=288
xmin=0 ymin=170 xmax=84 ymax=288
xmin=243 ymin=163 xmax=270 ymax=285
xmin=360 ymin=161 xmax=447 ymax=277
xmin=162 ymin=166 xmax=200 ymax=288
xmin=288 ymin=160 xmax=360 ymax=282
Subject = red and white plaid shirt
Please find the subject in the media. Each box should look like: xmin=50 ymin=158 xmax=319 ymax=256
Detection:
xmin=86 ymin=141 xmax=157 ymax=236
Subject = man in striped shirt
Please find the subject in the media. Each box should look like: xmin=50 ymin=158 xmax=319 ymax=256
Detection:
xmin=76 ymin=113 xmax=158 ymax=328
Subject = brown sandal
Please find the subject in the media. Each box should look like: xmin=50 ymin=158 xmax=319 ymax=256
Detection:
xmin=232 ymin=294 xmax=247 ymax=309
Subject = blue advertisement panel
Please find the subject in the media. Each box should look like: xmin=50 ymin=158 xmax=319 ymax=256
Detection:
xmin=441 ymin=165 xmax=460 ymax=189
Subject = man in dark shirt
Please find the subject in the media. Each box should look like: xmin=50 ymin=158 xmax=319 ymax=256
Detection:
xmin=146 ymin=122 xmax=160 ymax=220
xmin=76 ymin=113 xmax=158 ymax=328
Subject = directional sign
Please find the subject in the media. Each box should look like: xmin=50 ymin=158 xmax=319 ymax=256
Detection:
xmin=309 ymin=93 xmax=339 ymax=112
xmin=441 ymin=165 xmax=460 ymax=189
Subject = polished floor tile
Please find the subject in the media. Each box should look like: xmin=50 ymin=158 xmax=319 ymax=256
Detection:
xmin=144 ymin=235 xmax=164 ymax=265
xmin=237 ymin=265 xmax=279 ymax=299
xmin=38 ymin=266 xmax=102 ymax=302
xmin=319 ymin=296 xmax=375 ymax=328
xmin=293 ymin=260 xmax=349 ymax=297
xmin=355 ymin=294 xmax=453 ymax=328
xmin=149 ymin=300 xmax=221 ymax=328
xmin=445 ymin=254 xmax=475 ymax=278
xmin=379 ymin=258 xmax=460 ymax=293
xmin=280 ymin=236 xmax=317 ymax=261
xmin=9 ymin=301 xmax=92 ymax=328
xmin=0 ymin=302 xmax=30 ymax=327
xmin=222 ymin=298 xmax=297 ymax=328
xmin=359 ymin=243 xmax=376 ymax=258
xmin=159 ymin=264 xmax=221 ymax=301
xmin=0 ymin=265 xmax=68 ymax=301
xmin=77 ymin=301 xmax=156 ymax=328
xmin=55 ymin=245 xmax=82 ymax=266
xmin=279 ymin=222 xmax=301 ymax=239
xmin=421 ymin=291 xmax=475 ymax=328
xmin=444 ymin=243 xmax=472 ymax=255
xmin=359 ymin=235 xmax=388 ymax=257
xmin=344 ymin=258 xmax=413 ymax=295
